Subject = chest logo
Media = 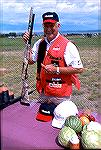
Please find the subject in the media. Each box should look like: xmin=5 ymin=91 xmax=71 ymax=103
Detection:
xmin=52 ymin=45 xmax=60 ymax=51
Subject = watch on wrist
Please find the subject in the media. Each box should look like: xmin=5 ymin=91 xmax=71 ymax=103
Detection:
xmin=56 ymin=67 xmax=60 ymax=74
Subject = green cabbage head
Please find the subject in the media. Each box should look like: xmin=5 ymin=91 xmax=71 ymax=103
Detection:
xmin=81 ymin=122 xmax=101 ymax=149
xmin=58 ymin=126 xmax=77 ymax=148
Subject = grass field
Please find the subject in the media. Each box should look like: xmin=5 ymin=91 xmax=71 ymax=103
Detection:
xmin=0 ymin=35 xmax=101 ymax=113
xmin=0 ymin=35 xmax=101 ymax=51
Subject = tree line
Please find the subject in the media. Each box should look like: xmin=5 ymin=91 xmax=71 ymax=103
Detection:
xmin=0 ymin=32 xmax=23 ymax=37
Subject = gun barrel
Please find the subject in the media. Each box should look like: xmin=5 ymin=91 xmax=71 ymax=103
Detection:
xmin=28 ymin=8 xmax=35 ymax=44
xmin=20 ymin=7 xmax=35 ymax=104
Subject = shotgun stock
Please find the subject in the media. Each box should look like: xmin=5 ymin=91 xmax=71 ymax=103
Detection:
xmin=20 ymin=7 xmax=35 ymax=106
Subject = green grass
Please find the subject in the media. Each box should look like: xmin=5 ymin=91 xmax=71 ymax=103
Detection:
xmin=0 ymin=35 xmax=100 ymax=52
xmin=0 ymin=37 xmax=24 ymax=51
xmin=0 ymin=36 xmax=41 ymax=52
xmin=67 ymin=35 xmax=101 ymax=48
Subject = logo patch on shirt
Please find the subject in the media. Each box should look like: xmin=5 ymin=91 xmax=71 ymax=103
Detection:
xmin=49 ymin=83 xmax=62 ymax=88
xmin=52 ymin=45 xmax=60 ymax=51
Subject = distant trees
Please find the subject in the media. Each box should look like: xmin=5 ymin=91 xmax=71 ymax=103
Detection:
xmin=0 ymin=32 xmax=23 ymax=37
xmin=8 ymin=32 xmax=17 ymax=37
xmin=0 ymin=32 xmax=100 ymax=38
xmin=86 ymin=33 xmax=92 ymax=38
xmin=0 ymin=33 xmax=9 ymax=37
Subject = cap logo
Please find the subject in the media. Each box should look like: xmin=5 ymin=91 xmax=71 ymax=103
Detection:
xmin=45 ymin=15 xmax=53 ymax=18
xmin=41 ymin=109 xmax=50 ymax=114
xmin=54 ymin=112 xmax=65 ymax=121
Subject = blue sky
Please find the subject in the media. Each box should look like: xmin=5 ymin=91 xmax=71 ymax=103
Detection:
xmin=1 ymin=0 xmax=100 ymax=33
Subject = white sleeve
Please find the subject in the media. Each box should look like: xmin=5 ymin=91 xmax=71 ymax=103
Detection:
xmin=64 ymin=41 xmax=83 ymax=68
xmin=32 ymin=39 xmax=42 ymax=62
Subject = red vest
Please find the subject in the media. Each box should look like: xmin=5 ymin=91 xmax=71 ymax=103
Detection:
xmin=36 ymin=35 xmax=80 ymax=96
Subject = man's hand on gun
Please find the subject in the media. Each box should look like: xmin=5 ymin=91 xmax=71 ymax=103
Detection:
xmin=23 ymin=31 xmax=30 ymax=43
xmin=22 ymin=32 xmax=34 ymax=64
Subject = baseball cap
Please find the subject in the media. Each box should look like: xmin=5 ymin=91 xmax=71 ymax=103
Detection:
xmin=42 ymin=12 xmax=59 ymax=24
xmin=52 ymin=101 xmax=78 ymax=128
xmin=36 ymin=102 xmax=56 ymax=122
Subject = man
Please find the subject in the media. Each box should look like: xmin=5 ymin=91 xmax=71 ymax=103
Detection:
xmin=23 ymin=12 xmax=84 ymax=105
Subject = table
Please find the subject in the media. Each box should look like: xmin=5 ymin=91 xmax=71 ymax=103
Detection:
xmin=1 ymin=101 xmax=101 ymax=150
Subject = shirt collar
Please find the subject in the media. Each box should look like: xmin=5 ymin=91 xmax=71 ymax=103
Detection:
xmin=45 ymin=32 xmax=60 ymax=44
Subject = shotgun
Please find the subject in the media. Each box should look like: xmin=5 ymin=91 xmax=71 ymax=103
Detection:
xmin=20 ymin=7 xmax=35 ymax=106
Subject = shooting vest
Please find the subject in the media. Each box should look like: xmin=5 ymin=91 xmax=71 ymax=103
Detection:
xmin=36 ymin=35 xmax=80 ymax=96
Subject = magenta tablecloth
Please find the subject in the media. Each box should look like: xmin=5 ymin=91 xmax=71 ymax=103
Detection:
xmin=1 ymin=102 xmax=63 ymax=150
xmin=1 ymin=101 xmax=101 ymax=150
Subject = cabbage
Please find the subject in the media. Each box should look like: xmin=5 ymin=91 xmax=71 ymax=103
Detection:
xmin=81 ymin=123 xmax=101 ymax=149
xmin=58 ymin=126 xmax=77 ymax=148
xmin=87 ymin=121 xmax=101 ymax=132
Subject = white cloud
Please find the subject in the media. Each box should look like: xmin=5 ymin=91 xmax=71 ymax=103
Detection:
xmin=1 ymin=0 xmax=99 ymax=32
xmin=55 ymin=0 xmax=100 ymax=13
xmin=2 ymin=0 xmax=99 ymax=15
